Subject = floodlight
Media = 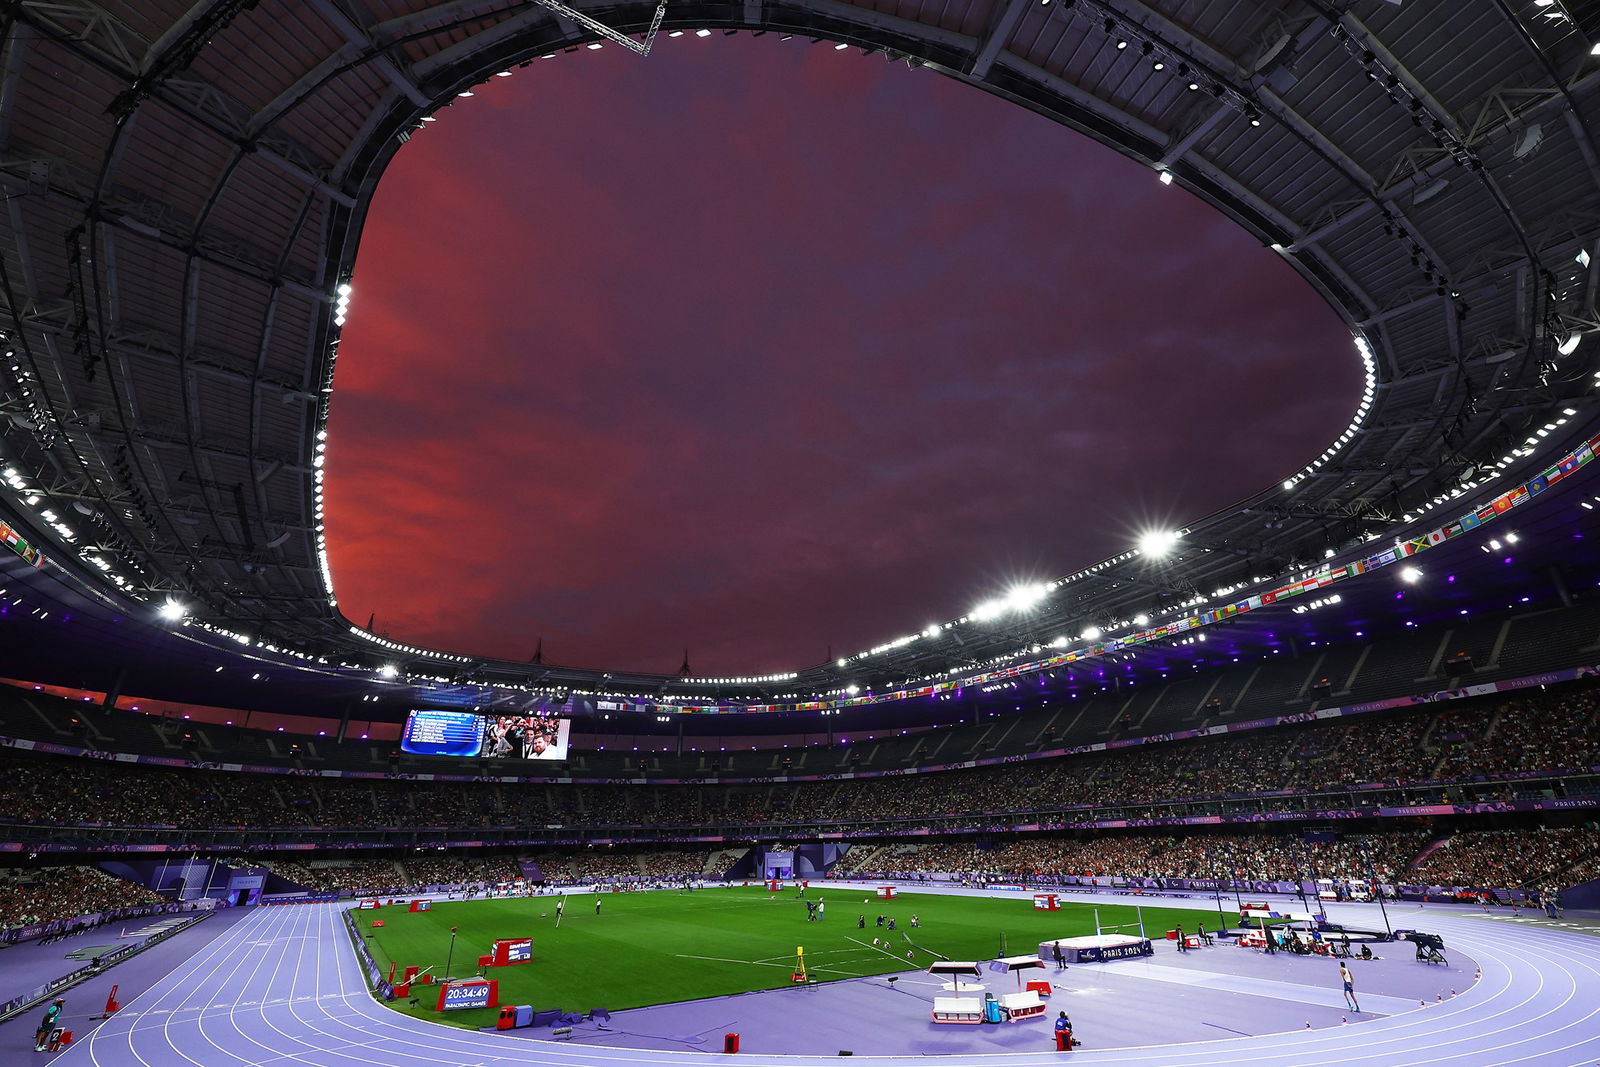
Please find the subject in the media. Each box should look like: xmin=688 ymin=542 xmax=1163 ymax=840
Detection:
xmin=970 ymin=599 xmax=1005 ymax=622
xmin=158 ymin=600 xmax=187 ymax=622
xmin=1400 ymin=566 xmax=1422 ymax=584
xmin=379 ymin=664 xmax=399 ymax=679
xmin=1003 ymin=582 xmax=1051 ymax=612
xmin=1133 ymin=613 xmax=1150 ymax=626
xmin=1081 ymin=626 xmax=1102 ymax=641
xmin=1557 ymin=331 xmax=1583 ymax=356
xmin=1138 ymin=529 xmax=1181 ymax=558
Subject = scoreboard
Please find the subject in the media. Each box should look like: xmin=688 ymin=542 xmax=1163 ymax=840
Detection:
xmin=400 ymin=709 xmax=485 ymax=757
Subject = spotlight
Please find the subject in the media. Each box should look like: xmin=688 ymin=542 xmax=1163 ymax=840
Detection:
xmin=1138 ymin=529 xmax=1181 ymax=558
xmin=1400 ymin=566 xmax=1422 ymax=584
xmin=158 ymin=600 xmax=187 ymax=622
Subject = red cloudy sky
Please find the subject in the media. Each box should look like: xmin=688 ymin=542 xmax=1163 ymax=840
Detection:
xmin=322 ymin=35 xmax=1360 ymax=677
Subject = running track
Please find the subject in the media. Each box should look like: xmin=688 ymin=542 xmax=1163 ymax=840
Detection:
xmin=52 ymin=899 xmax=1600 ymax=1067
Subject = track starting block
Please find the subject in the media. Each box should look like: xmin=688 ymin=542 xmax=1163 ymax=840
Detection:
xmin=94 ymin=985 xmax=121 ymax=1019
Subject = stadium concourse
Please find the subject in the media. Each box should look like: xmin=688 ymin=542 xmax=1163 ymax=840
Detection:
xmin=27 ymin=885 xmax=1600 ymax=1067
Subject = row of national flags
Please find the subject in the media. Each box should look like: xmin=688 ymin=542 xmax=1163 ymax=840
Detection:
xmin=0 ymin=521 xmax=45 ymax=569
xmin=589 ymin=431 xmax=1600 ymax=718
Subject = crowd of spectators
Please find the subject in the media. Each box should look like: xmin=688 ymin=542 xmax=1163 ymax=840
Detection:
xmin=638 ymin=851 xmax=709 ymax=879
xmin=3 ymin=690 xmax=1599 ymax=838
xmin=1445 ymin=695 xmax=1600 ymax=779
xmin=537 ymin=850 xmax=647 ymax=881
xmin=0 ymin=865 xmax=165 ymax=929
xmin=401 ymin=854 xmax=522 ymax=887
xmin=1409 ymin=827 xmax=1600 ymax=889
xmin=224 ymin=849 xmax=719 ymax=893
xmin=265 ymin=860 xmax=409 ymax=893
xmin=840 ymin=826 xmax=1600 ymax=892
xmin=837 ymin=832 xmax=1428 ymax=884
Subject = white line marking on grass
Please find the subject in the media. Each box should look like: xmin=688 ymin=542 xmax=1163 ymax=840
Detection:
xmin=674 ymin=953 xmax=795 ymax=968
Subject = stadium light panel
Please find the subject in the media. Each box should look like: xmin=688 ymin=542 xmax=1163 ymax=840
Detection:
xmin=1138 ymin=529 xmax=1181 ymax=557
xmin=1003 ymin=582 xmax=1051 ymax=613
xmin=970 ymin=598 xmax=1004 ymax=621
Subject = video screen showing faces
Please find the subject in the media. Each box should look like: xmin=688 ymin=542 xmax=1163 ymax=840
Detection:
xmin=482 ymin=713 xmax=570 ymax=761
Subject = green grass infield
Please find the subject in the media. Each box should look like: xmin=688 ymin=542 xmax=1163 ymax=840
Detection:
xmin=354 ymin=885 xmax=1223 ymax=1029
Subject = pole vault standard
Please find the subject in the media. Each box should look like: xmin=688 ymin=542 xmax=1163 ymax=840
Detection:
xmin=1210 ymin=847 xmax=1230 ymax=932
xmin=1361 ymin=837 xmax=1394 ymax=936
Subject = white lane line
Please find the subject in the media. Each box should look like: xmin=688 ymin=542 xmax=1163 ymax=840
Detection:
xmin=1108 ymin=960 xmax=1420 ymax=1016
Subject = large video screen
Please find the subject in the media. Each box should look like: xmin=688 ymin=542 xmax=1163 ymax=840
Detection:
xmin=400 ymin=708 xmax=485 ymax=757
xmin=483 ymin=714 xmax=570 ymax=761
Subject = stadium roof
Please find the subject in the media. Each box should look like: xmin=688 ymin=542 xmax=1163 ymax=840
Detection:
xmin=3 ymin=0 xmax=1600 ymax=703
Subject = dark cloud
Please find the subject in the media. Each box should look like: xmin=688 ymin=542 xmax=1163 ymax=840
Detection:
xmin=324 ymin=37 xmax=1359 ymax=676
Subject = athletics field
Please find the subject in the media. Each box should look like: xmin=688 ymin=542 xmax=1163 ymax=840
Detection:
xmin=352 ymin=885 xmax=1215 ymax=1028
